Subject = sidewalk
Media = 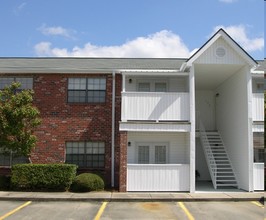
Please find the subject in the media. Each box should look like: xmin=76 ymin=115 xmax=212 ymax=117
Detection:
xmin=0 ymin=191 xmax=264 ymax=202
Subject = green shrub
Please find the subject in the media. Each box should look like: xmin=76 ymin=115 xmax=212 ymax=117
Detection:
xmin=70 ymin=173 xmax=104 ymax=192
xmin=0 ymin=175 xmax=11 ymax=190
xmin=11 ymin=164 xmax=77 ymax=191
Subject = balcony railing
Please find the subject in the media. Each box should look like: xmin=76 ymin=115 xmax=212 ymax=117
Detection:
xmin=121 ymin=92 xmax=190 ymax=122
xmin=127 ymin=164 xmax=190 ymax=191
xmin=252 ymin=93 xmax=264 ymax=121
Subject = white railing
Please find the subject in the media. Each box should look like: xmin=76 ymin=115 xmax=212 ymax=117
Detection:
xmin=127 ymin=164 xmax=190 ymax=191
xmin=252 ymin=93 xmax=264 ymax=121
xmin=198 ymin=119 xmax=217 ymax=189
xmin=253 ymin=163 xmax=264 ymax=190
xmin=121 ymin=92 xmax=190 ymax=122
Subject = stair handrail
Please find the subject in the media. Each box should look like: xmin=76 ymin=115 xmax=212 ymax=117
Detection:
xmin=215 ymin=133 xmax=239 ymax=188
xmin=198 ymin=116 xmax=217 ymax=189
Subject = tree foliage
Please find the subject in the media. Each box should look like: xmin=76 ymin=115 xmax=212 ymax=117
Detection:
xmin=0 ymin=82 xmax=41 ymax=157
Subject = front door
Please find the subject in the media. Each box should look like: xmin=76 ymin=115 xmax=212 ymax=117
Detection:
xmin=196 ymin=90 xmax=216 ymax=131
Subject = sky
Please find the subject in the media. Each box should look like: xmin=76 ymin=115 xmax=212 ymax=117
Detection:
xmin=0 ymin=0 xmax=264 ymax=59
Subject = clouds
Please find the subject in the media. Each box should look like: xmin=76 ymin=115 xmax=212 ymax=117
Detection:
xmin=212 ymin=25 xmax=264 ymax=52
xmin=38 ymin=24 xmax=76 ymax=39
xmin=34 ymin=25 xmax=263 ymax=58
xmin=13 ymin=2 xmax=27 ymax=15
xmin=34 ymin=30 xmax=191 ymax=58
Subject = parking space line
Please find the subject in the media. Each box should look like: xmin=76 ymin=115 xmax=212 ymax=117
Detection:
xmin=94 ymin=201 xmax=108 ymax=220
xmin=178 ymin=202 xmax=195 ymax=220
xmin=0 ymin=201 xmax=32 ymax=220
xmin=251 ymin=201 xmax=264 ymax=208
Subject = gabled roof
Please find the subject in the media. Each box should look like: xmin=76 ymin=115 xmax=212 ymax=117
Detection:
xmin=186 ymin=28 xmax=258 ymax=67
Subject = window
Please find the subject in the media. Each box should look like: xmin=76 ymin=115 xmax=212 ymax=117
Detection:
xmin=138 ymin=83 xmax=150 ymax=92
xmin=155 ymin=83 xmax=167 ymax=92
xmin=138 ymin=146 xmax=149 ymax=164
xmin=66 ymin=141 xmax=105 ymax=168
xmin=137 ymin=143 xmax=168 ymax=164
xmin=68 ymin=78 xmax=106 ymax=103
xmin=137 ymin=81 xmax=167 ymax=92
xmin=155 ymin=145 xmax=166 ymax=164
xmin=0 ymin=150 xmax=29 ymax=167
xmin=0 ymin=77 xmax=33 ymax=90
xmin=253 ymin=132 xmax=264 ymax=163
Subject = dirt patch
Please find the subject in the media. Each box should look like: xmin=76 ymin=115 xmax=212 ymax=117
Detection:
xmin=140 ymin=202 xmax=165 ymax=211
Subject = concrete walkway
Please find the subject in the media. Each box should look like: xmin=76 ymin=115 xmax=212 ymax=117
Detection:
xmin=0 ymin=191 xmax=264 ymax=202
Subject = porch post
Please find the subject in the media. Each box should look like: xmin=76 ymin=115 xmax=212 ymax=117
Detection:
xmin=189 ymin=65 xmax=196 ymax=193
xmin=246 ymin=66 xmax=254 ymax=191
xmin=122 ymin=73 xmax=126 ymax=92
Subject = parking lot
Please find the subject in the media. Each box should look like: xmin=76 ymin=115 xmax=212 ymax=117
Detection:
xmin=0 ymin=200 xmax=264 ymax=220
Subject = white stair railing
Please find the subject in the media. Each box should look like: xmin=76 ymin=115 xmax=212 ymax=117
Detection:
xmin=198 ymin=118 xmax=217 ymax=189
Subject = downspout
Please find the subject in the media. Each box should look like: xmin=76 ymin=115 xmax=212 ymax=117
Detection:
xmin=111 ymin=70 xmax=116 ymax=188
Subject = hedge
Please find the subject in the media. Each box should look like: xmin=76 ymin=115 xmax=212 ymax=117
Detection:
xmin=11 ymin=164 xmax=77 ymax=191
xmin=70 ymin=173 xmax=104 ymax=192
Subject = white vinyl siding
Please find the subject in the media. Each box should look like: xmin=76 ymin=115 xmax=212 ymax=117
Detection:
xmin=127 ymin=164 xmax=190 ymax=191
xmin=253 ymin=163 xmax=264 ymax=190
xmin=127 ymin=132 xmax=189 ymax=164
xmin=194 ymin=38 xmax=245 ymax=65
xmin=121 ymin=92 xmax=190 ymax=121
xmin=252 ymin=93 xmax=264 ymax=121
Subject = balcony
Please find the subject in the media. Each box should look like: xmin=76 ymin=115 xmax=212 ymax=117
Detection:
xmin=121 ymin=92 xmax=190 ymax=122
xmin=252 ymin=93 xmax=264 ymax=121
xmin=127 ymin=164 xmax=190 ymax=191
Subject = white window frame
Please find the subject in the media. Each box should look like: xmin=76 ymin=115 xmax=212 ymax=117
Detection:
xmin=135 ymin=142 xmax=169 ymax=164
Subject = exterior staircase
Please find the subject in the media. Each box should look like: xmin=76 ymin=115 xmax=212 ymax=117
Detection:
xmin=199 ymin=121 xmax=238 ymax=189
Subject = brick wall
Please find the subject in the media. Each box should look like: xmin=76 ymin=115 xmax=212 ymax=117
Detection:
xmin=30 ymin=73 xmax=122 ymax=188
xmin=0 ymin=73 xmax=125 ymax=190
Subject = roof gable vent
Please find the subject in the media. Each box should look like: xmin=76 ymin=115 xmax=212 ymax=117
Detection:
xmin=216 ymin=47 xmax=226 ymax=58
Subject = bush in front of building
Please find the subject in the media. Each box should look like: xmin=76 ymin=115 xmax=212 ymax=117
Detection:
xmin=0 ymin=175 xmax=10 ymax=190
xmin=70 ymin=173 xmax=104 ymax=192
xmin=11 ymin=164 xmax=77 ymax=191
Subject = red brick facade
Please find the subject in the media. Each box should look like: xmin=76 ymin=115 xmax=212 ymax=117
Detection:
xmin=1 ymin=73 xmax=124 ymax=190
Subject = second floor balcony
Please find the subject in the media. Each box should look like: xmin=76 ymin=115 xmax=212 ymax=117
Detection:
xmin=252 ymin=93 xmax=264 ymax=122
xmin=121 ymin=92 xmax=190 ymax=122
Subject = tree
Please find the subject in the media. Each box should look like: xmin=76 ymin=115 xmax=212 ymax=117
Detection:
xmin=0 ymin=82 xmax=41 ymax=157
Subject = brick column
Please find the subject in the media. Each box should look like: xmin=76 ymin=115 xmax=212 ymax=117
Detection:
xmin=119 ymin=131 xmax=127 ymax=192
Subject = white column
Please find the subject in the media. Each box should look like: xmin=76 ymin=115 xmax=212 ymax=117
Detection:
xmin=122 ymin=73 xmax=126 ymax=92
xmin=189 ymin=65 xmax=196 ymax=193
xmin=246 ymin=67 xmax=254 ymax=191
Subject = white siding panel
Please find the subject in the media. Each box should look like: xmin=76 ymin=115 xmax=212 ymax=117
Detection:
xmin=252 ymin=124 xmax=264 ymax=132
xmin=122 ymin=92 xmax=190 ymax=121
xmin=253 ymin=163 xmax=264 ymax=190
xmin=252 ymin=93 xmax=264 ymax=121
xmin=120 ymin=122 xmax=190 ymax=132
xmin=127 ymin=164 xmax=190 ymax=191
xmin=127 ymin=132 xmax=189 ymax=164
xmin=216 ymin=67 xmax=251 ymax=191
xmin=195 ymin=38 xmax=245 ymax=65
